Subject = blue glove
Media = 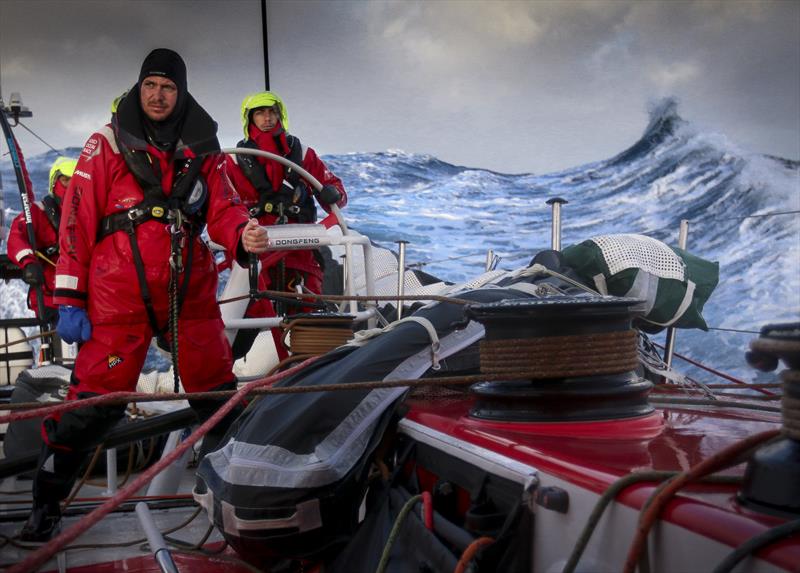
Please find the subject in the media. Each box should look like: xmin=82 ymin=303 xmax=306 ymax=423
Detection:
xmin=57 ymin=306 xmax=92 ymax=344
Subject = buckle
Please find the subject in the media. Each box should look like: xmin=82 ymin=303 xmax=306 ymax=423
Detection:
xmin=127 ymin=207 xmax=146 ymax=221
xmin=263 ymin=202 xmax=274 ymax=214
xmin=151 ymin=206 xmax=165 ymax=218
xmin=287 ymin=205 xmax=301 ymax=215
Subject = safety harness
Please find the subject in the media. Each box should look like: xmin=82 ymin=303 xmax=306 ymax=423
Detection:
xmin=236 ymin=134 xmax=317 ymax=224
xmin=97 ymin=138 xmax=208 ymax=384
xmin=238 ymin=133 xmax=319 ymax=313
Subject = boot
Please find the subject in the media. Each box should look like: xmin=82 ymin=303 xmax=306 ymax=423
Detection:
xmin=19 ymin=500 xmax=62 ymax=542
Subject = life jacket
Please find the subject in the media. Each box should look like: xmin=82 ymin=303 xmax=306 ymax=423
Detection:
xmin=236 ymin=133 xmax=317 ymax=224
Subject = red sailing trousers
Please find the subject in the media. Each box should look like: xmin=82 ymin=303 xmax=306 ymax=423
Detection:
xmin=70 ymin=319 xmax=234 ymax=396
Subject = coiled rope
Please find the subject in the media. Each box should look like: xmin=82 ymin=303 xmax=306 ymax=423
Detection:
xmin=480 ymin=330 xmax=638 ymax=379
xmin=281 ymin=316 xmax=354 ymax=356
xmin=750 ymin=334 xmax=800 ymax=440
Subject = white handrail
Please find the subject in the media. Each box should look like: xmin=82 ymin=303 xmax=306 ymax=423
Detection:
xmin=220 ymin=147 xmax=376 ymax=327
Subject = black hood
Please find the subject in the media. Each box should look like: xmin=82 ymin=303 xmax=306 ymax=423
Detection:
xmin=114 ymin=85 xmax=221 ymax=160
xmin=136 ymin=48 xmax=188 ymax=150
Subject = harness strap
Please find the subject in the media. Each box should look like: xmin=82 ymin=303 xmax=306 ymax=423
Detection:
xmin=237 ymin=135 xmax=317 ymax=222
xmin=123 ymin=221 xmax=164 ymax=338
xmin=39 ymin=196 xmax=61 ymax=257
xmin=41 ymin=195 xmax=61 ymax=234
xmin=97 ymin=201 xmax=170 ymax=239
xmin=99 ymin=133 xmax=207 ymax=329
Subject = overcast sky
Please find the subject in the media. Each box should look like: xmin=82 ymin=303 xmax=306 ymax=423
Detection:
xmin=1 ymin=0 xmax=798 ymax=174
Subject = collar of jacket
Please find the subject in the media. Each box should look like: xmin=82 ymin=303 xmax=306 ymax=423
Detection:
xmin=115 ymin=84 xmax=221 ymax=161
xmin=248 ymin=122 xmax=291 ymax=157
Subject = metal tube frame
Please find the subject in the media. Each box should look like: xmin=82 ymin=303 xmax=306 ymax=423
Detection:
xmin=662 ymin=219 xmax=689 ymax=368
xmin=104 ymin=449 xmax=117 ymax=496
xmin=136 ymin=502 xmax=179 ymax=573
xmin=221 ymin=148 xmax=378 ymax=329
xmin=546 ymin=197 xmax=568 ymax=252
xmin=396 ymin=241 xmax=408 ymax=321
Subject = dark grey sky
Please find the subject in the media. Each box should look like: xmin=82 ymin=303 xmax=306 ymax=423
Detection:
xmin=1 ymin=0 xmax=798 ymax=173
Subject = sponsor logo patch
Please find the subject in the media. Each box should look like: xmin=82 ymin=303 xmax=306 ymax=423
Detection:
xmin=74 ymin=169 xmax=92 ymax=180
xmin=108 ymin=355 xmax=124 ymax=369
xmin=271 ymin=237 xmax=321 ymax=247
xmin=80 ymin=138 xmax=98 ymax=158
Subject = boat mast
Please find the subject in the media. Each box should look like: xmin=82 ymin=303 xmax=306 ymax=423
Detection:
xmin=0 ymin=95 xmax=52 ymax=362
xmin=261 ymin=0 xmax=270 ymax=90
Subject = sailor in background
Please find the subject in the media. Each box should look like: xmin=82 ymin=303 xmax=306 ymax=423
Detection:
xmin=19 ymin=48 xmax=268 ymax=541
xmin=7 ymin=156 xmax=77 ymax=326
xmin=225 ymin=92 xmax=347 ymax=356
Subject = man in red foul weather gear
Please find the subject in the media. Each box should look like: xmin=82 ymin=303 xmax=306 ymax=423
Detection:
xmin=7 ymin=157 xmax=77 ymax=325
xmin=19 ymin=48 xmax=268 ymax=542
xmin=226 ymin=91 xmax=347 ymax=357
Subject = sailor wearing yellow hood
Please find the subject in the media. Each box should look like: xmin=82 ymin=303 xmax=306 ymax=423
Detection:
xmin=226 ymin=91 xmax=347 ymax=354
xmin=6 ymin=156 xmax=77 ymax=323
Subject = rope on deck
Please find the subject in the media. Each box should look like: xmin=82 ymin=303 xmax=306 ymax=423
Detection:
xmin=653 ymin=341 xmax=777 ymax=397
xmin=7 ymin=355 xmax=321 ymax=573
xmin=621 ymin=429 xmax=780 ymax=573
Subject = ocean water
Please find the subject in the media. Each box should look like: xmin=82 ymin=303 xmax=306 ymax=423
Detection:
xmin=2 ymin=98 xmax=798 ymax=382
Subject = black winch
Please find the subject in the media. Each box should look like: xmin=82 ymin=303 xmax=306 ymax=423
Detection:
xmin=739 ymin=322 xmax=800 ymax=518
xmin=465 ymin=295 xmax=653 ymax=422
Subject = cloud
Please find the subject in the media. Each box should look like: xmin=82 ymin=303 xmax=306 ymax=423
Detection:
xmin=62 ymin=113 xmax=110 ymax=141
xmin=648 ymin=61 xmax=702 ymax=90
xmin=1 ymin=0 xmax=797 ymax=174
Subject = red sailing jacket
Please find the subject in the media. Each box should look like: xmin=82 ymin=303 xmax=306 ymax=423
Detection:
xmin=7 ymin=200 xmax=60 ymax=313
xmin=54 ymin=125 xmax=249 ymax=325
xmin=225 ymin=123 xmax=347 ymax=280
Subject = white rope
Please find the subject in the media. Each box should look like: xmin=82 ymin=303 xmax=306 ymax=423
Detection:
xmin=638 ymin=334 xmax=716 ymax=399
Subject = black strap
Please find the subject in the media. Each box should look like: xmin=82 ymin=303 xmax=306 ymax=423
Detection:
xmin=97 ymin=200 xmax=170 ymax=240
xmin=41 ymin=195 xmax=61 ymax=232
xmin=98 ymin=131 xmax=207 ymax=335
xmin=39 ymin=196 xmax=61 ymax=257
xmin=283 ymin=135 xmax=316 ymax=223
xmin=124 ymin=221 xmax=164 ymax=337
xmin=236 ymin=136 xmax=316 ymax=223
xmin=284 ymin=135 xmax=304 ymax=189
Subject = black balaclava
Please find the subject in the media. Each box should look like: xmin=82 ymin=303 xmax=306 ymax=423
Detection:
xmin=137 ymin=48 xmax=188 ymax=150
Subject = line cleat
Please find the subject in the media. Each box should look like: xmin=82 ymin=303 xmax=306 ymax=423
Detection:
xmin=18 ymin=501 xmax=62 ymax=542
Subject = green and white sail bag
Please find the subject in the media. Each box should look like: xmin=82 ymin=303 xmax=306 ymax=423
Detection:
xmin=561 ymin=234 xmax=719 ymax=333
